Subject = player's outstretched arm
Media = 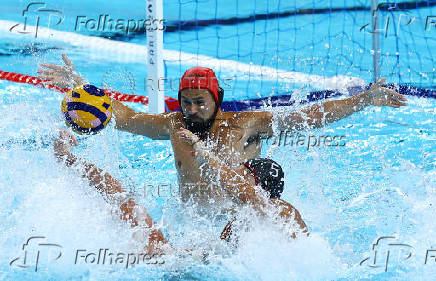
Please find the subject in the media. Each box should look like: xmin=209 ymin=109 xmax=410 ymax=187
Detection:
xmin=249 ymin=78 xmax=407 ymax=133
xmin=111 ymin=100 xmax=171 ymax=139
xmin=53 ymin=129 xmax=169 ymax=253
xmin=296 ymin=78 xmax=407 ymax=129
xmin=38 ymin=54 xmax=171 ymax=140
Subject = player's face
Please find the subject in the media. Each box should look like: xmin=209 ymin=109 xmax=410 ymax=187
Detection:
xmin=180 ymin=89 xmax=216 ymax=123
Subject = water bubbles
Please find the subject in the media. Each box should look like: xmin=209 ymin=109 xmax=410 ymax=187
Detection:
xmin=101 ymin=66 xmax=136 ymax=95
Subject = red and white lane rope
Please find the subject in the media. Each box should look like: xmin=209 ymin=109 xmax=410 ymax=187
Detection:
xmin=0 ymin=70 xmax=180 ymax=112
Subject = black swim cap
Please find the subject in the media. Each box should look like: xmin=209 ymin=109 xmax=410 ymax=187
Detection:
xmin=243 ymin=158 xmax=284 ymax=199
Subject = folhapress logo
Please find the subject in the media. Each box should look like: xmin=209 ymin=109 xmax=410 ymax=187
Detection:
xmin=9 ymin=2 xmax=64 ymax=38
xmin=10 ymin=236 xmax=63 ymax=272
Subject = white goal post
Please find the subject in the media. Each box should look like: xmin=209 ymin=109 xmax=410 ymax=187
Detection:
xmin=146 ymin=0 xmax=165 ymax=113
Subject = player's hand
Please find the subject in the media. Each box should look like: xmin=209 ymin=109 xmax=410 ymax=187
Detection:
xmin=367 ymin=78 xmax=407 ymax=108
xmin=176 ymin=128 xmax=200 ymax=146
xmin=176 ymin=128 xmax=209 ymax=160
xmin=37 ymin=53 xmax=84 ymax=89
xmin=53 ymin=129 xmax=78 ymax=160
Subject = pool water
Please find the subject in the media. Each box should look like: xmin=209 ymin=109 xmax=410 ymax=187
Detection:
xmin=1 ymin=81 xmax=435 ymax=280
xmin=1 ymin=0 xmax=435 ymax=280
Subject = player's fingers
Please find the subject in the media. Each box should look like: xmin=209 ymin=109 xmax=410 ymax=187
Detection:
xmin=178 ymin=128 xmax=191 ymax=137
xmin=37 ymin=73 xmax=54 ymax=78
xmin=38 ymin=75 xmax=59 ymax=83
xmin=392 ymin=94 xmax=405 ymax=103
xmin=378 ymin=88 xmax=407 ymax=102
xmin=392 ymin=92 xmax=407 ymax=101
xmin=179 ymin=134 xmax=191 ymax=142
xmin=392 ymin=100 xmax=406 ymax=107
xmin=398 ymin=101 xmax=407 ymax=106
xmin=39 ymin=63 xmax=63 ymax=71
xmin=36 ymin=69 xmax=53 ymax=75
xmin=179 ymin=134 xmax=188 ymax=140
xmin=38 ymin=77 xmax=57 ymax=85
xmin=59 ymin=129 xmax=77 ymax=146
xmin=36 ymin=74 xmax=51 ymax=79
xmin=376 ymin=78 xmax=386 ymax=86
xmin=384 ymin=91 xmax=406 ymax=105
xmin=37 ymin=69 xmax=56 ymax=75
xmin=380 ymin=87 xmax=397 ymax=95
xmin=62 ymin=54 xmax=75 ymax=70
xmin=70 ymin=134 xmax=79 ymax=146
xmin=371 ymin=78 xmax=386 ymax=89
xmin=176 ymin=132 xmax=187 ymax=140
xmin=59 ymin=128 xmax=68 ymax=140
xmin=39 ymin=80 xmax=53 ymax=87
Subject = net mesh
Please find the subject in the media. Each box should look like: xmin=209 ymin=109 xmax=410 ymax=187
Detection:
xmin=162 ymin=0 xmax=436 ymax=101
xmin=1 ymin=0 xmax=435 ymax=102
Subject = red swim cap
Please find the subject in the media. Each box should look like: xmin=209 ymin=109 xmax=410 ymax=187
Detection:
xmin=178 ymin=67 xmax=220 ymax=106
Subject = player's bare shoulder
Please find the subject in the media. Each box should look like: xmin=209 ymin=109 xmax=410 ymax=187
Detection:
xmin=218 ymin=111 xmax=270 ymax=128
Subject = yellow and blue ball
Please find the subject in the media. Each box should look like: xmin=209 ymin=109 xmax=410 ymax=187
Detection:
xmin=61 ymin=85 xmax=112 ymax=134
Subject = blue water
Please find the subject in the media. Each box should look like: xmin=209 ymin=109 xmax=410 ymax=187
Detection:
xmin=1 ymin=0 xmax=436 ymax=280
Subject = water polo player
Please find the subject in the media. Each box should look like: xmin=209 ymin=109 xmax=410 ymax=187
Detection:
xmin=177 ymin=128 xmax=309 ymax=241
xmin=40 ymin=54 xmax=406 ymax=213
xmin=53 ymin=127 xmax=307 ymax=258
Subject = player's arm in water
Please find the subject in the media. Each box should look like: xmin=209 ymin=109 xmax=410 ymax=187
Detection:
xmin=249 ymin=79 xmax=407 ymax=135
xmin=38 ymin=54 xmax=171 ymax=140
xmin=53 ymin=129 xmax=170 ymax=255
xmin=176 ymin=128 xmax=308 ymax=237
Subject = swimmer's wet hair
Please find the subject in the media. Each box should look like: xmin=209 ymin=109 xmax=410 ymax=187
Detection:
xmin=243 ymin=158 xmax=284 ymax=199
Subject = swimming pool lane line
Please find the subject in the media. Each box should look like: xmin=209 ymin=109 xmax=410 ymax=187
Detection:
xmin=0 ymin=70 xmax=180 ymax=112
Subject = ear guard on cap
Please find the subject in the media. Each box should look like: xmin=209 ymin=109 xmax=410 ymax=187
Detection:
xmin=218 ymin=87 xmax=224 ymax=107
